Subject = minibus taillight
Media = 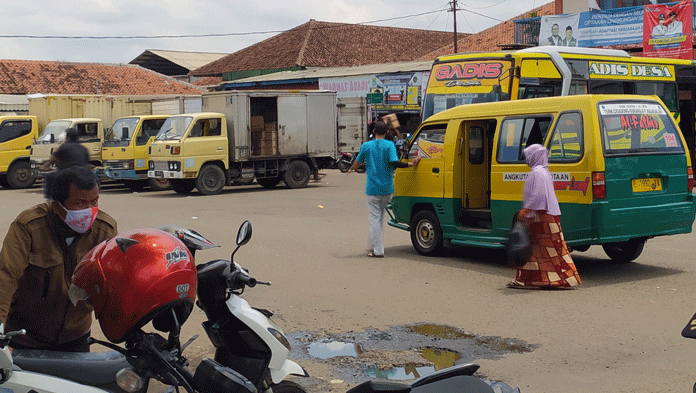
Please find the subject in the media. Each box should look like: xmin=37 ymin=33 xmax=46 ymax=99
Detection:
xmin=592 ymin=172 xmax=606 ymax=200
xmin=688 ymin=167 xmax=694 ymax=193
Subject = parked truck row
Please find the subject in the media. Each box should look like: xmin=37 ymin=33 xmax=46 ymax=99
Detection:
xmin=0 ymin=91 xmax=371 ymax=193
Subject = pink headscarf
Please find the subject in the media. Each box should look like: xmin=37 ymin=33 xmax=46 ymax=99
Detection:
xmin=523 ymin=144 xmax=561 ymax=216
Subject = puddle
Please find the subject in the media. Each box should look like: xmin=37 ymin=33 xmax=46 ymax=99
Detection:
xmin=287 ymin=323 xmax=536 ymax=385
xmin=308 ymin=341 xmax=363 ymax=359
xmin=364 ymin=347 xmax=463 ymax=381
xmin=406 ymin=323 xmax=474 ymax=340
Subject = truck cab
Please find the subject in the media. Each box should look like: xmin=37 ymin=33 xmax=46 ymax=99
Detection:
xmin=100 ymin=115 xmax=170 ymax=191
xmin=30 ymin=118 xmax=103 ymax=175
xmin=0 ymin=115 xmax=39 ymax=189
xmin=148 ymin=112 xmax=228 ymax=195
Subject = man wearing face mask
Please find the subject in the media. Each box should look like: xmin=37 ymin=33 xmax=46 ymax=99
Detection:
xmin=0 ymin=165 xmax=117 ymax=352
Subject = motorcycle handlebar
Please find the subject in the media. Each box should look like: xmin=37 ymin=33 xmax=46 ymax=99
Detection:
xmin=226 ymin=270 xmax=257 ymax=288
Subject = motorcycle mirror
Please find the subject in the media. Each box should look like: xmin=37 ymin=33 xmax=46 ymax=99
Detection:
xmin=231 ymin=221 xmax=252 ymax=261
xmin=236 ymin=220 xmax=252 ymax=246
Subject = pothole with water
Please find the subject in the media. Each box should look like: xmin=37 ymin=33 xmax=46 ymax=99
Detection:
xmin=287 ymin=323 xmax=536 ymax=384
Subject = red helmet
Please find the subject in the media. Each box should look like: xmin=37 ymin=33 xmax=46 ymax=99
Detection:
xmin=70 ymin=229 xmax=197 ymax=343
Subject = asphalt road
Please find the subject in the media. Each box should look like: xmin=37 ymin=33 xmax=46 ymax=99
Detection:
xmin=2 ymin=172 xmax=696 ymax=393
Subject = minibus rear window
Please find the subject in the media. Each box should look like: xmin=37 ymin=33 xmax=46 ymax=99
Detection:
xmin=598 ymin=101 xmax=684 ymax=155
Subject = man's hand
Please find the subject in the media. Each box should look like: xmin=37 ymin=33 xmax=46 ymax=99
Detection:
xmin=408 ymin=156 xmax=421 ymax=167
xmin=347 ymin=160 xmax=362 ymax=173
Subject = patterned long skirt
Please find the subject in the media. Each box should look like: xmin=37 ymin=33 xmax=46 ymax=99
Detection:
xmin=511 ymin=210 xmax=581 ymax=289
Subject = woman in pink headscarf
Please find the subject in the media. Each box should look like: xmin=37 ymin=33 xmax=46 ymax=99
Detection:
xmin=507 ymin=144 xmax=581 ymax=289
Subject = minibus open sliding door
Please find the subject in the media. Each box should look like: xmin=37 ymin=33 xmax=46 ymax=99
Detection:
xmin=461 ymin=120 xmax=493 ymax=229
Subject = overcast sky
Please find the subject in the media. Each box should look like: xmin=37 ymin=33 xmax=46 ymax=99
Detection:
xmin=0 ymin=0 xmax=546 ymax=64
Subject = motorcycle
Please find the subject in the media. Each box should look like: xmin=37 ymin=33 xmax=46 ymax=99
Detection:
xmin=2 ymin=314 xmax=255 ymax=393
xmin=6 ymin=226 xmax=262 ymax=393
xmin=337 ymin=152 xmax=364 ymax=173
xmin=683 ymin=312 xmax=696 ymax=392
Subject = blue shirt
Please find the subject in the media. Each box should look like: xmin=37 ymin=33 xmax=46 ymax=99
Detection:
xmin=356 ymin=139 xmax=399 ymax=196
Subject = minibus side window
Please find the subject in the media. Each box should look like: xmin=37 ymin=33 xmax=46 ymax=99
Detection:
xmin=497 ymin=116 xmax=553 ymax=163
xmin=548 ymin=112 xmax=584 ymax=162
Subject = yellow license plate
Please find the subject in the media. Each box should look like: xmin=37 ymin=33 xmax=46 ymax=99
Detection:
xmin=631 ymin=178 xmax=662 ymax=192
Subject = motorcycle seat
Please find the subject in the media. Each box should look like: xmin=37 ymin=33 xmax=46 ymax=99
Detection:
xmin=13 ymin=349 xmax=129 ymax=386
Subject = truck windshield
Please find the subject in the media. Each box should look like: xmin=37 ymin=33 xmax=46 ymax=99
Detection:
xmin=156 ymin=116 xmax=193 ymax=140
xmin=106 ymin=117 xmax=139 ymax=142
xmin=599 ymin=101 xmax=684 ymax=155
xmin=37 ymin=120 xmax=72 ymax=142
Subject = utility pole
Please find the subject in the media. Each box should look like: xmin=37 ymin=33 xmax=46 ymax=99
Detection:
xmin=449 ymin=0 xmax=460 ymax=53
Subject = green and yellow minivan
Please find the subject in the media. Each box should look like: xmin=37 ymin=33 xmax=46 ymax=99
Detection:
xmin=388 ymin=94 xmax=695 ymax=262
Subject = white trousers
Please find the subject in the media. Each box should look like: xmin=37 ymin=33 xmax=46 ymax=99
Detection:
xmin=367 ymin=194 xmax=392 ymax=256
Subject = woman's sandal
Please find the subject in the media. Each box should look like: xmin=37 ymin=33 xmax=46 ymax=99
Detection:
xmin=506 ymin=281 xmax=540 ymax=289
xmin=367 ymin=251 xmax=384 ymax=258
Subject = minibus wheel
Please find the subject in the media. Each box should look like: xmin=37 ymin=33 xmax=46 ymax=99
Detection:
xmin=602 ymin=239 xmax=645 ymax=263
xmin=411 ymin=210 xmax=444 ymax=256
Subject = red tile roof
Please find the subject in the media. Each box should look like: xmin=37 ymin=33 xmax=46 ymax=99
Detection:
xmin=0 ymin=60 xmax=203 ymax=95
xmin=419 ymin=2 xmax=556 ymax=60
xmin=190 ymin=76 xmax=223 ymax=86
xmin=191 ymin=19 xmax=469 ymax=77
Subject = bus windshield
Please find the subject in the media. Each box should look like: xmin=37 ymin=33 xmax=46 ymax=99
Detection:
xmin=423 ymin=59 xmax=512 ymax=120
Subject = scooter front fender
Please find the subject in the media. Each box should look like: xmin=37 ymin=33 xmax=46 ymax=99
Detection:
xmin=269 ymin=359 xmax=308 ymax=384
xmin=2 ymin=370 xmax=109 ymax=393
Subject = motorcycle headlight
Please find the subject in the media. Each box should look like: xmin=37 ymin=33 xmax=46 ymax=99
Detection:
xmin=116 ymin=368 xmax=143 ymax=393
xmin=268 ymin=328 xmax=291 ymax=351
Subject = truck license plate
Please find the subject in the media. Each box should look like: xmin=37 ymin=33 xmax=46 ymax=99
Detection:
xmin=155 ymin=171 xmax=163 ymax=177
xmin=631 ymin=178 xmax=662 ymax=192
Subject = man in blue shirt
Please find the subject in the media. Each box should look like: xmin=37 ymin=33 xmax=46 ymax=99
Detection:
xmin=350 ymin=121 xmax=420 ymax=257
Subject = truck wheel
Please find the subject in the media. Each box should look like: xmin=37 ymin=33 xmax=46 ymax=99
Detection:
xmin=410 ymin=210 xmax=444 ymax=256
xmin=7 ymin=162 xmax=36 ymax=189
xmin=123 ymin=180 xmax=146 ymax=192
xmin=148 ymin=178 xmax=170 ymax=191
xmin=602 ymin=239 xmax=645 ymax=263
xmin=257 ymin=177 xmax=281 ymax=189
xmin=170 ymin=179 xmax=195 ymax=194
xmin=196 ymin=165 xmax=226 ymax=195
xmin=283 ymin=160 xmax=310 ymax=189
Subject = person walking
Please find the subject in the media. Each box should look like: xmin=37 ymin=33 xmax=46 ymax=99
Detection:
xmin=507 ymin=144 xmax=581 ymax=289
xmin=40 ymin=127 xmax=91 ymax=200
xmin=349 ymin=121 xmax=420 ymax=258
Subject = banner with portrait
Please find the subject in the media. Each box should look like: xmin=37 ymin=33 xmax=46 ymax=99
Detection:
xmin=643 ymin=1 xmax=692 ymax=59
xmin=539 ymin=14 xmax=580 ymax=47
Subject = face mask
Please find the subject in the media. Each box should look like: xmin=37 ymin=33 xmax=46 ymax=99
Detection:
xmin=60 ymin=204 xmax=98 ymax=233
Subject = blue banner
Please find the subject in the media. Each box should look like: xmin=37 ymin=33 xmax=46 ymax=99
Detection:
xmin=577 ymin=6 xmax=644 ymax=46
